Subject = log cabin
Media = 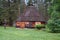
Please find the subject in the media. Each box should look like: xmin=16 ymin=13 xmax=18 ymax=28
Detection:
xmin=16 ymin=5 xmax=46 ymax=28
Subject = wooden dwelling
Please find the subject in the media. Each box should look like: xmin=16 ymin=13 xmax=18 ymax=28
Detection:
xmin=16 ymin=6 xmax=46 ymax=28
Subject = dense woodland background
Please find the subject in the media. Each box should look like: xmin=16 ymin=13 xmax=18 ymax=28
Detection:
xmin=0 ymin=0 xmax=60 ymax=27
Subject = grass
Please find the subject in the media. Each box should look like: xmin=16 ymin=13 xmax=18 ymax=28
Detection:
xmin=0 ymin=27 xmax=60 ymax=40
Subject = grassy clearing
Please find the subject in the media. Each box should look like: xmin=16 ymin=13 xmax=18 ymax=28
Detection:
xmin=0 ymin=27 xmax=60 ymax=40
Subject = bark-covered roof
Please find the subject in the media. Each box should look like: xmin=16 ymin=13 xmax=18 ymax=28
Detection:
xmin=17 ymin=6 xmax=45 ymax=22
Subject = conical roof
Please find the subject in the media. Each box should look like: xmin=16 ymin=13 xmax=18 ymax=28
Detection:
xmin=17 ymin=6 xmax=45 ymax=22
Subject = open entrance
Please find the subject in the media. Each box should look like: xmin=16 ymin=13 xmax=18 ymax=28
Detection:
xmin=25 ymin=22 xmax=35 ymax=28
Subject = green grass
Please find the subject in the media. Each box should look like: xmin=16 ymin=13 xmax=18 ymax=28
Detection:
xmin=0 ymin=27 xmax=60 ymax=40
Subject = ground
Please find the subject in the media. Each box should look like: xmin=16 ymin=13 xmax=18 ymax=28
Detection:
xmin=0 ymin=27 xmax=60 ymax=40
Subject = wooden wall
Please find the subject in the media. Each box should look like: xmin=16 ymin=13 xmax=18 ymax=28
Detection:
xmin=16 ymin=21 xmax=45 ymax=28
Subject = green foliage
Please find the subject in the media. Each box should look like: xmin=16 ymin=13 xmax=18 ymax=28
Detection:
xmin=35 ymin=24 xmax=45 ymax=30
xmin=46 ymin=19 xmax=60 ymax=33
xmin=0 ymin=0 xmax=20 ymax=25
xmin=46 ymin=19 xmax=55 ymax=32
xmin=27 ymin=0 xmax=33 ymax=6
xmin=46 ymin=0 xmax=60 ymax=32
xmin=20 ymin=4 xmax=25 ymax=13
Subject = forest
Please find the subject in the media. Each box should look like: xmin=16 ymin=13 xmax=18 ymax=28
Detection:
xmin=0 ymin=0 xmax=50 ymax=26
xmin=0 ymin=0 xmax=60 ymax=40
xmin=0 ymin=0 xmax=60 ymax=32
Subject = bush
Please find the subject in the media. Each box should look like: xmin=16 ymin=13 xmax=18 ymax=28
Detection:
xmin=35 ymin=24 xmax=45 ymax=30
xmin=46 ymin=19 xmax=60 ymax=33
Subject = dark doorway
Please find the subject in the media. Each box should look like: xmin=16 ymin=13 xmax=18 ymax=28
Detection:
xmin=25 ymin=22 xmax=35 ymax=28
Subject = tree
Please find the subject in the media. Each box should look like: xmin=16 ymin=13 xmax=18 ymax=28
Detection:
xmin=27 ymin=0 xmax=33 ymax=6
xmin=46 ymin=0 xmax=60 ymax=32
xmin=0 ymin=0 xmax=20 ymax=26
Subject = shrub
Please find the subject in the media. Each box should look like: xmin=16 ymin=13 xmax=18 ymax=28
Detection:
xmin=46 ymin=19 xmax=60 ymax=33
xmin=35 ymin=24 xmax=45 ymax=30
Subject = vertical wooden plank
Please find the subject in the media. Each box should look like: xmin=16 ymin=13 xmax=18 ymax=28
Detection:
xmin=20 ymin=22 xmax=25 ymax=28
xmin=16 ymin=22 xmax=20 ymax=28
xmin=32 ymin=22 xmax=35 ymax=27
